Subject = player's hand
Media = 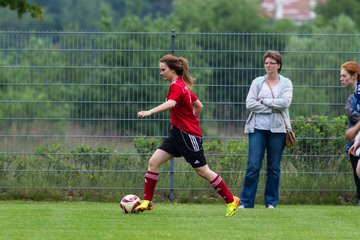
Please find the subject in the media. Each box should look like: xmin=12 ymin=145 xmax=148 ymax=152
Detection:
xmin=137 ymin=111 xmax=151 ymax=119
xmin=348 ymin=139 xmax=360 ymax=156
xmin=349 ymin=144 xmax=356 ymax=156
xmin=349 ymin=144 xmax=359 ymax=156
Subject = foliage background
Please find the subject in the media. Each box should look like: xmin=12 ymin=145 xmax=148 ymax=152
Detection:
xmin=0 ymin=0 xmax=360 ymax=204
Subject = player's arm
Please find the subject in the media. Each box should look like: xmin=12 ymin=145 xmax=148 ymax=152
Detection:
xmin=137 ymin=99 xmax=176 ymax=118
xmin=345 ymin=121 xmax=360 ymax=140
xmin=345 ymin=95 xmax=360 ymax=123
xmin=191 ymin=92 xmax=203 ymax=116
xmin=192 ymin=99 xmax=203 ymax=116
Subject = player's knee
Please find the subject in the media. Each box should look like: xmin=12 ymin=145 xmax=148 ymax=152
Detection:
xmin=195 ymin=167 xmax=214 ymax=181
xmin=148 ymin=158 xmax=160 ymax=171
xmin=194 ymin=168 xmax=206 ymax=178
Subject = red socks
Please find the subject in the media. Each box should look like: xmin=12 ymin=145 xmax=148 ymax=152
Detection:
xmin=143 ymin=171 xmax=159 ymax=201
xmin=142 ymin=171 xmax=233 ymax=204
xmin=210 ymin=175 xmax=234 ymax=204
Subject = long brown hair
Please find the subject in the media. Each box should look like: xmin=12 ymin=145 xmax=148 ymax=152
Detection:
xmin=160 ymin=55 xmax=194 ymax=90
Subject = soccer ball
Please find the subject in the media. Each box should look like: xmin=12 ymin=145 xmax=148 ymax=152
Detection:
xmin=120 ymin=194 xmax=141 ymax=214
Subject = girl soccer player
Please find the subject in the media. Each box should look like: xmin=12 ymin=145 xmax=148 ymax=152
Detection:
xmin=136 ymin=54 xmax=240 ymax=216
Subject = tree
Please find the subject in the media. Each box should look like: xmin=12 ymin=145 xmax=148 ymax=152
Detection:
xmin=315 ymin=0 xmax=360 ymax=30
xmin=0 ymin=35 xmax=70 ymax=132
xmin=168 ymin=0 xmax=297 ymax=130
xmin=172 ymin=0 xmax=266 ymax=32
xmin=0 ymin=0 xmax=43 ymax=19
xmin=284 ymin=15 xmax=360 ymax=117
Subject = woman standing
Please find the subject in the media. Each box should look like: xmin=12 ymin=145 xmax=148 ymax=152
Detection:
xmin=136 ymin=54 xmax=240 ymax=216
xmin=340 ymin=61 xmax=360 ymax=206
xmin=239 ymin=50 xmax=293 ymax=208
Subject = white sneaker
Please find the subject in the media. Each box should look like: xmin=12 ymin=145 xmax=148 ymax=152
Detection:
xmin=267 ymin=205 xmax=275 ymax=209
xmin=238 ymin=205 xmax=245 ymax=209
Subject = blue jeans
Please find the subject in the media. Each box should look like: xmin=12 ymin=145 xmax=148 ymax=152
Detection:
xmin=240 ymin=129 xmax=285 ymax=208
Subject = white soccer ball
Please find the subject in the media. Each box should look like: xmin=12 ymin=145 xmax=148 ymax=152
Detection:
xmin=120 ymin=194 xmax=141 ymax=214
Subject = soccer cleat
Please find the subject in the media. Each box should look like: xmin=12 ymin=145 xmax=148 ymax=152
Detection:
xmin=134 ymin=200 xmax=155 ymax=213
xmin=226 ymin=196 xmax=240 ymax=217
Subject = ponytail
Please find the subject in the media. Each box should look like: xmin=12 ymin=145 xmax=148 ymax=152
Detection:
xmin=178 ymin=57 xmax=194 ymax=90
xmin=160 ymin=55 xmax=195 ymax=90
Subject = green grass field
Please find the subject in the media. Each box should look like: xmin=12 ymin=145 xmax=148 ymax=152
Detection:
xmin=0 ymin=201 xmax=359 ymax=240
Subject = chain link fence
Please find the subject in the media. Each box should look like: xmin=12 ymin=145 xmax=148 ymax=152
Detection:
xmin=0 ymin=31 xmax=358 ymax=203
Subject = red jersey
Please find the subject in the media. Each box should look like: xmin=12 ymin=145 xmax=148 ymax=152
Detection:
xmin=166 ymin=77 xmax=202 ymax=137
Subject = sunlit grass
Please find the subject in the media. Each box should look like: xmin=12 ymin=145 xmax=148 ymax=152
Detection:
xmin=0 ymin=201 xmax=359 ymax=240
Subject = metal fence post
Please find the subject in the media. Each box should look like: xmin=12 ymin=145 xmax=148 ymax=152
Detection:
xmin=168 ymin=29 xmax=176 ymax=201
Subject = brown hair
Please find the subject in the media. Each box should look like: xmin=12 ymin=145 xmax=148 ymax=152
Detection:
xmin=341 ymin=61 xmax=360 ymax=81
xmin=160 ymin=55 xmax=194 ymax=89
xmin=263 ymin=50 xmax=282 ymax=73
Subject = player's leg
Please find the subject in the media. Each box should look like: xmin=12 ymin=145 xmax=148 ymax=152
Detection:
xmin=194 ymin=165 xmax=240 ymax=216
xmin=174 ymin=127 xmax=240 ymax=216
xmin=356 ymin=159 xmax=360 ymax=206
xmin=174 ymin=129 xmax=230 ymax=200
xmin=135 ymin=149 xmax=173 ymax=212
xmin=349 ymin=154 xmax=360 ymax=205
xmin=148 ymin=149 xmax=173 ymax=172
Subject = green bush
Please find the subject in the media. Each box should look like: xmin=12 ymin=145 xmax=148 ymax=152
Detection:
xmin=0 ymin=115 xmax=356 ymax=204
xmin=285 ymin=115 xmax=349 ymax=172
